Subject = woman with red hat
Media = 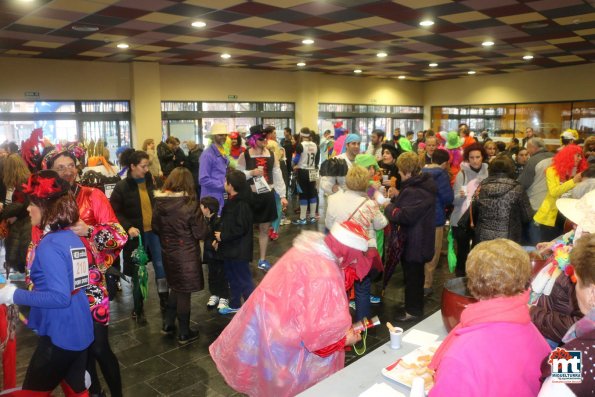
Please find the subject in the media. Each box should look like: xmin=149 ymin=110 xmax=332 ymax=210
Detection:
xmin=229 ymin=131 xmax=245 ymax=160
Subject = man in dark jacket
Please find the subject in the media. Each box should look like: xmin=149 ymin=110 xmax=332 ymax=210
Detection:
xmin=157 ymin=136 xmax=178 ymax=177
xmin=185 ymin=141 xmax=202 ymax=198
xmin=385 ymin=152 xmax=436 ymax=321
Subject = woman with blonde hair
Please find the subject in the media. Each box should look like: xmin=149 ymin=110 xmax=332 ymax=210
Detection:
xmin=142 ymin=138 xmax=162 ymax=183
xmin=0 ymin=153 xmax=31 ymax=279
xmin=429 ymin=239 xmax=550 ymax=397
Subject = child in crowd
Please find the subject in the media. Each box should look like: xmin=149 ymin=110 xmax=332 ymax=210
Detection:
xmin=200 ymin=196 xmax=231 ymax=314
xmin=214 ymin=170 xmax=255 ymax=314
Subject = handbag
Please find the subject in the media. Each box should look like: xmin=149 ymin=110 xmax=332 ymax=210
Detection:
xmin=456 ymin=174 xmax=481 ymax=231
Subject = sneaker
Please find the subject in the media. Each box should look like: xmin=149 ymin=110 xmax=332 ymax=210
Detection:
xmin=269 ymin=230 xmax=279 ymax=241
xmin=257 ymin=259 xmax=272 ymax=272
xmin=206 ymin=295 xmax=219 ymax=309
xmin=8 ymin=272 xmax=25 ymax=281
xmin=349 ymin=300 xmax=356 ymax=310
xmin=292 ymin=218 xmax=307 ymax=225
xmin=218 ymin=306 xmax=240 ymax=315
xmin=281 ymin=218 xmax=292 ymax=226
xmin=308 ymin=217 xmax=317 ymax=224
xmin=370 ymin=295 xmax=382 ymax=304
xmin=217 ymin=298 xmax=229 ymax=310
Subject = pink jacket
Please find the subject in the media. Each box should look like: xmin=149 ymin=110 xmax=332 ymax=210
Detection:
xmin=209 ymin=232 xmax=351 ymax=397
xmin=430 ymin=321 xmax=550 ymax=397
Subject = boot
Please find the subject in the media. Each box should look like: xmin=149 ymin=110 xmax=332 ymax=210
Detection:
xmin=161 ymin=305 xmax=176 ymax=336
xmin=156 ymin=278 xmax=169 ymax=314
xmin=177 ymin=312 xmax=199 ymax=345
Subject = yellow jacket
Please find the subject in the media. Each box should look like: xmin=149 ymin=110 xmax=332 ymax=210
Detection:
xmin=533 ymin=167 xmax=576 ymax=227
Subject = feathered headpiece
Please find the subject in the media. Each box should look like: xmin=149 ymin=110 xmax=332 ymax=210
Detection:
xmin=20 ymin=128 xmax=44 ymax=171
xmin=40 ymin=142 xmax=86 ymax=171
xmin=246 ymin=125 xmax=266 ymax=148
xmin=22 ymin=170 xmax=70 ymax=201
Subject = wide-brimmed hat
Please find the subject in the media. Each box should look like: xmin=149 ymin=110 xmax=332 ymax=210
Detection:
xmin=445 ymin=131 xmax=463 ymax=149
xmin=210 ymin=123 xmax=228 ymax=136
xmin=560 ymin=129 xmax=578 ymax=140
xmin=381 ymin=143 xmax=399 ymax=159
xmin=556 ymin=190 xmax=595 ymax=233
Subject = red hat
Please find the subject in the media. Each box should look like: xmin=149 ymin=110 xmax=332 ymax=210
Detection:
xmin=330 ymin=221 xmax=369 ymax=252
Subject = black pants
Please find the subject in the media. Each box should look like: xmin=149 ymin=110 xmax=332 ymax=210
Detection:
xmin=452 ymin=226 xmax=473 ymax=277
xmin=87 ymin=322 xmax=122 ymax=396
xmin=23 ymin=336 xmax=87 ymax=392
xmin=401 ymin=260 xmax=424 ymax=317
xmin=207 ymin=259 xmax=229 ymax=299
xmin=223 ymin=260 xmax=254 ymax=309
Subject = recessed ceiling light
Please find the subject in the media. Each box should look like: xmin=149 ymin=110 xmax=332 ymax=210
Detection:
xmin=72 ymin=25 xmax=99 ymax=32
xmin=221 ymin=53 xmax=231 ymax=59
xmin=523 ymin=55 xmax=534 ymax=60
xmin=354 ymin=69 xmax=362 ymax=74
xmin=429 ymin=62 xmax=438 ymax=67
xmin=116 ymin=43 xmax=129 ymax=49
xmin=191 ymin=21 xmax=206 ymax=28
xmin=297 ymin=62 xmax=306 ymax=67
xmin=482 ymin=41 xmax=495 ymax=47
xmin=419 ymin=20 xmax=434 ymax=27
xmin=468 ymin=70 xmax=476 ymax=75
xmin=302 ymin=38 xmax=314 ymax=45
xmin=521 ymin=22 xmax=549 ymax=29
xmin=398 ymin=75 xmax=406 ymax=80
xmin=377 ymin=52 xmax=388 ymax=58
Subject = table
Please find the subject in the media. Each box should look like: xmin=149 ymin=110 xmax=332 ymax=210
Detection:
xmin=298 ymin=311 xmax=448 ymax=396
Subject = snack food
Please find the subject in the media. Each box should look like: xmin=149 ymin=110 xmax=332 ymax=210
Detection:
xmin=382 ymin=342 xmax=441 ymax=392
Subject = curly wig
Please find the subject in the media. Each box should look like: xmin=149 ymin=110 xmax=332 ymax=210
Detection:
xmin=552 ymin=144 xmax=588 ymax=181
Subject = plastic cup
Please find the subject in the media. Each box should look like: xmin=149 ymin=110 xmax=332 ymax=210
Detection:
xmin=382 ymin=174 xmax=389 ymax=182
xmin=389 ymin=327 xmax=403 ymax=349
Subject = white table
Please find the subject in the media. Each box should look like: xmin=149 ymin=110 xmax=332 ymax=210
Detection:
xmin=298 ymin=311 xmax=448 ymax=396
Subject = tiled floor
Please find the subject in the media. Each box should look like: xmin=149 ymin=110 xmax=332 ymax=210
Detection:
xmin=9 ymin=206 xmax=455 ymax=396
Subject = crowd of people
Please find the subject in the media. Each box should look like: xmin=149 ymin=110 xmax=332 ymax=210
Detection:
xmin=0 ymin=123 xmax=592 ymax=396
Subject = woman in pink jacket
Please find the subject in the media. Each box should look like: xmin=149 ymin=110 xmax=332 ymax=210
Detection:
xmin=429 ymin=239 xmax=550 ymax=397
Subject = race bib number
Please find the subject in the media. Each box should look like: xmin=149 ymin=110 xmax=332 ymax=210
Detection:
xmin=71 ymin=247 xmax=89 ymax=289
xmin=253 ymin=176 xmax=272 ymax=194
xmin=104 ymin=183 xmax=116 ymax=199
xmin=309 ymin=169 xmax=319 ymax=182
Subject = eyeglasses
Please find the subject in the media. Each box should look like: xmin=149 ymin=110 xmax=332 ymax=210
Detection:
xmin=257 ymin=137 xmax=266 ymax=141
xmin=54 ymin=164 xmax=76 ymax=172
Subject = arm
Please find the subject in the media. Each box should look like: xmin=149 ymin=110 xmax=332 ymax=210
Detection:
xmin=518 ymin=157 xmax=536 ymax=190
xmin=546 ymin=167 xmax=576 ymax=199
xmin=199 ymin=150 xmax=227 ymax=189
xmin=438 ymin=172 xmax=455 ymax=206
xmin=452 ymin=170 xmax=466 ymax=207
xmin=190 ymin=204 xmax=206 ymax=241
xmin=384 ymin=190 xmax=432 ymax=226
xmin=320 ymin=175 xmax=337 ymax=195
xmin=219 ymin=203 xmax=252 ymax=243
xmin=518 ymin=186 xmax=534 ymax=223
xmin=109 ymin=183 xmax=132 ymax=232
xmin=430 ymin=355 xmax=477 ymax=397
xmin=272 ymin=156 xmax=286 ymax=198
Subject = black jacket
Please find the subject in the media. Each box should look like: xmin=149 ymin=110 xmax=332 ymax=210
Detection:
xmin=157 ymin=142 xmax=175 ymax=176
xmin=475 ymin=174 xmax=533 ymax=244
xmin=109 ymin=173 xmax=155 ymax=233
xmin=385 ymin=172 xmax=436 ymax=264
xmin=219 ymin=194 xmax=253 ymax=262
xmin=203 ymin=214 xmax=222 ymax=264
xmin=185 ymin=147 xmax=202 ymax=187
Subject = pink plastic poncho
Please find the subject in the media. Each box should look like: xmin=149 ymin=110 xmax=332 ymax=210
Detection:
xmin=209 ymin=231 xmax=351 ymax=397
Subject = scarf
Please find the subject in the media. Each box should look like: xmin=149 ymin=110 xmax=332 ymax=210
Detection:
xmin=430 ymin=290 xmax=531 ymax=370
xmin=562 ymin=307 xmax=595 ymax=343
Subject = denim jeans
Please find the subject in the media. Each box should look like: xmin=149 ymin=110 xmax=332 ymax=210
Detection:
xmin=354 ymin=275 xmax=371 ymax=322
xmin=143 ymin=231 xmax=165 ymax=280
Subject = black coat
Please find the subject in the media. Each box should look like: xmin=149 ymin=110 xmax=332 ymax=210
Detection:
xmin=157 ymin=142 xmax=175 ymax=176
xmin=185 ymin=148 xmax=202 ymax=187
xmin=384 ymin=172 xmax=437 ymax=264
xmin=203 ymin=215 xmax=222 ymax=264
xmin=152 ymin=192 xmax=206 ymax=292
xmin=219 ymin=195 xmax=253 ymax=262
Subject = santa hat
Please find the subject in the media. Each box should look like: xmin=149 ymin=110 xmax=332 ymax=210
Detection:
xmin=330 ymin=221 xmax=369 ymax=251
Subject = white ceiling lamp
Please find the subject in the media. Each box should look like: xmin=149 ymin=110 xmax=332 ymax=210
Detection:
xmin=523 ymin=55 xmax=534 ymax=60
xmin=429 ymin=62 xmax=438 ymax=67
xmin=302 ymin=38 xmax=314 ymax=45
xmin=419 ymin=20 xmax=434 ymax=27
xmin=377 ymin=52 xmax=388 ymax=58
xmin=297 ymin=62 xmax=306 ymax=67
xmin=221 ymin=53 xmax=231 ymax=59
xmin=354 ymin=69 xmax=362 ymax=74
xmin=191 ymin=21 xmax=206 ymax=28
xmin=116 ymin=43 xmax=129 ymax=49
xmin=398 ymin=75 xmax=406 ymax=79
xmin=482 ymin=41 xmax=495 ymax=47
xmin=468 ymin=70 xmax=476 ymax=75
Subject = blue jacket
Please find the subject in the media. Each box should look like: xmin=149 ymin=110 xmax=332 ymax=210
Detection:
xmin=422 ymin=166 xmax=454 ymax=226
xmin=14 ymin=230 xmax=94 ymax=351
xmin=199 ymin=144 xmax=229 ymax=211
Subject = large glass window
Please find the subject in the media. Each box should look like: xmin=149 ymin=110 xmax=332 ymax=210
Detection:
xmin=0 ymin=101 xmax=131 ymax=160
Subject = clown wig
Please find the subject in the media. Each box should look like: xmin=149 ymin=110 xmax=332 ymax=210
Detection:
xmin=552 ymin=144 xmax=588 ymax=182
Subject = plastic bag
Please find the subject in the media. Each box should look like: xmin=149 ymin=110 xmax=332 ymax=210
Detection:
xmin=447 ymin=228 xmax=457 ymax=273
xmin=131 ymin=234 xmax=149 ymax=300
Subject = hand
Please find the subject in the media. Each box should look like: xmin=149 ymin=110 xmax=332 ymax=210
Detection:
xmin=7 ymin=217 xmax=17 ymax=225
xmin=252 ymin=168 xmax=264 ymax=177
xmin=212 ymin=240 xmax=219 ymax=251
xmin=70 ymin=219 xmax=90 ymax=237
xmin=332 ymin=184 xmax=340 ymax=193
xmin=280 ymin=198 xmax=288 ymax=209
xmin=128 ymin=227 xmax=140 ymax=238
xmin=536 ymin=241 xmax=554 ymax=255
xmin=459 ymin=189 xmax=467 ymax=198
xmin=371 ymin=181 xmax=381 ymax=190
xmin=573 ymin=172 xmax=583 ymax=184
xmin=344 ymin=327 xmax=362 ymax=346
xmin=0 ymin=203 xmax=3 ymax=212
xmin=0 ymin=284 xmax=17 ymax=305
xmin=382 ymin=179 xmax=391 ymax=187
xmin=214 ymin=231 xmax=221 ymax=241
xmin=388 ymin=187 xmax=399 ymax=198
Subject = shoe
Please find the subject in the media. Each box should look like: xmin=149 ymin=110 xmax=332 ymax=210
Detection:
xmin=423 ymin=288 xmax=433 ymax=297
xmin=269 ymin=230 xmax=279 ymax=241
xmin=217 ymin=298 xmax=229 ymax=310
xmin=349 ymin=300 xmax=356 ymax=310
xmin=8 ymin=272 xmax=25 ymax=281
xmin=132 ymin=311 xmax=147 ymax=325
xmin=292 ymin=218 xmax=307 ymax=225
xmin=370 ymin=295 xmax=382 ymax=304
xmin=281 ymin=218 xmax=291 ymax=225
xmin=308 ymin=217 xmax=317 ymax=224
xmin=161 ymin=324 xmax=176 ymax=336
xmin=257 ymin=259 xmax=272 ymax=272
xmin=206 ymin=295 xmax=219 ymax=309
xmin=396 ymin=312 xmax=420 ymax=322
xmin=90 ymin=390 xmax=107 ymax=397
xmin=178 ymin=329 xmax=200 ymax=345
xmin=218 ymin=306 xmax=240 ymax=315
xmin=117 ymin=281 xmax=122 ymax=291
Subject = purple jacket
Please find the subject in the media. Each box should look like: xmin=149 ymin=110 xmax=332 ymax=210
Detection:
xmin=199 ymin=144 xmax=229 ymax=211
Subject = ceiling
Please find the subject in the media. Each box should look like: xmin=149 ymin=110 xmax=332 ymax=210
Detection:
xmin=1 ymin=0 xmax=594 ymax=81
